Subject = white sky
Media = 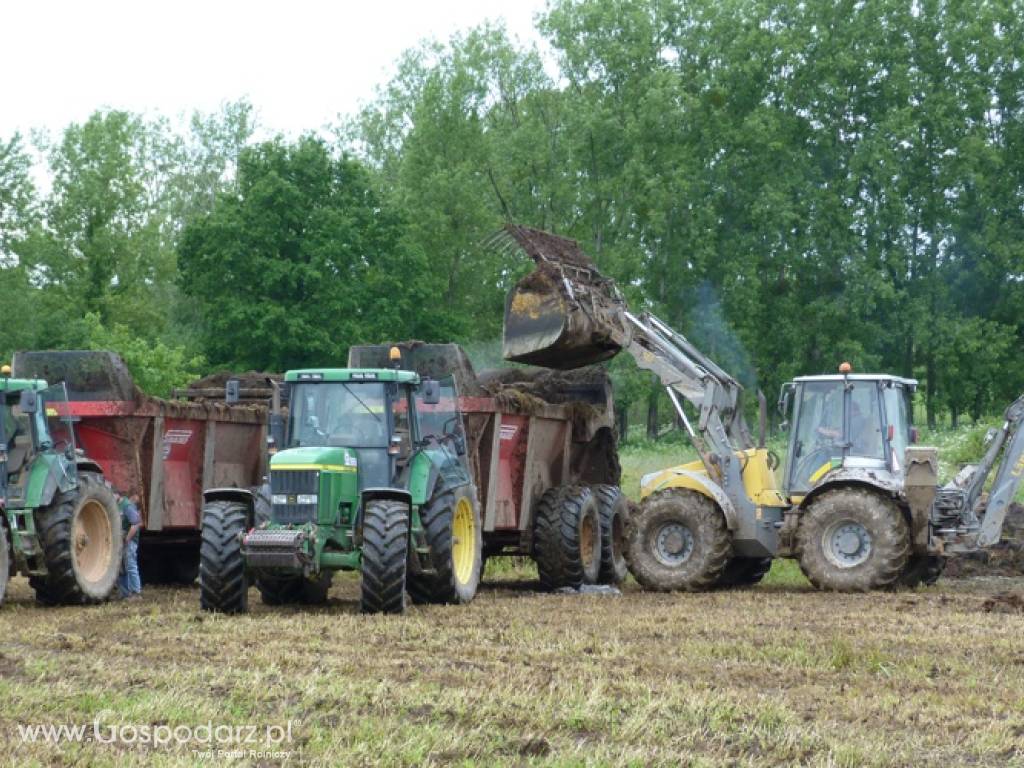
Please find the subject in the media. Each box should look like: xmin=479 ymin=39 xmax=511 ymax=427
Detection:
xmin=2 ymin=0 xmax=549 ymax=142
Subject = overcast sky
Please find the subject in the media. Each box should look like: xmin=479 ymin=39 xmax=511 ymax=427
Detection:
xmin=2 ymin=0 xmax=548 ymax=142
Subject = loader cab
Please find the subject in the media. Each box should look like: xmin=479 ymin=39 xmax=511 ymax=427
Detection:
xmin=781 ymin=373 xmax=916 ymax=496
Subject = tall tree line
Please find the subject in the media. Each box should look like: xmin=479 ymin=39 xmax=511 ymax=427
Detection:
xmin=1 ymin=0 xmax=1022 ymax=433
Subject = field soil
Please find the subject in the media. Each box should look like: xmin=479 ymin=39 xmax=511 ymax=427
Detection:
xmin=0 ymin=566 xmax=1022 ymax=767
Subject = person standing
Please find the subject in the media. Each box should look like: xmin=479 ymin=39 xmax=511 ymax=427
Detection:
xmin=118 ymin=492 xmax=142 ymax=599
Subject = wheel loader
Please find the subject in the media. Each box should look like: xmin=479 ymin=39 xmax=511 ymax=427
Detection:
xmin=0 ymin=366 xmax=122 ymax=605
xmin=496 ymin=225 xmax=1022 ymax=591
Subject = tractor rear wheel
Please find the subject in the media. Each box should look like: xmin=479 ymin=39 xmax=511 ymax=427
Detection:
xmin=408 ymin=484 xmax=482 ymax=605
xmin=899 ymin=554 xmax=946 ymax=588
xmin=533 ymin=485 xmax=601 ymax=590
xmin=360 ymin=499 xmax=409 ymax=614
xmin=797 ymin=488 xmax=909 ymax=591
xmin=593 ymin=485 xmax=629 ymax=585
xmin=257 ymin=572 xmax=333 ymax=605
xmin=0 ymin=524 xmax=9 ymax=606
xmin=199 ymin=501 xmax=249 ymax=613
xmin=30 ymin=473 xmax=122 ymax=605
xmin=626 ymin=488 xmax=732 ymax=591
xmin=716 ymin=556 xmax=773 ymax=588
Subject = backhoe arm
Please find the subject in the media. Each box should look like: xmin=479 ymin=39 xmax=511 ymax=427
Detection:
xmin=963 ymin=395 xmax=1024 ymax=546
xmin=496 ymin=225 xmax=754 ymax=487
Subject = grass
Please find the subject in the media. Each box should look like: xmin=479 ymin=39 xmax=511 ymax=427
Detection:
xmin=1 ymin=571 xmax=1022 ymax=767
xmin=0 ymin=436 xmax=1022 ymax=766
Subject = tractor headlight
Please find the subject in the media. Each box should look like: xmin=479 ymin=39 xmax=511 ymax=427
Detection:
xmin=297 ymin=494 xmax=318 ymax=505
xmin=271 ymin=494 xmax=288 ymax=505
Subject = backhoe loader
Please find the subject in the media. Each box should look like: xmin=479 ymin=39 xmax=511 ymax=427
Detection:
xmin=497 ymin=225 xmax=1021 ymax=591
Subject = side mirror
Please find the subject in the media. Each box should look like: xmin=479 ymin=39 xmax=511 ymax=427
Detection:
xmin=18 ymin=389 xmax=38 ymax=414
xmin=777 ymin=383 xmax=793 ymax=419
xmin=269 ymin=412 xmax=285 ymax=451
xmin=225 ymin=379 xmax=240 ymax=404
xmin=422 ymin=379 xmax=441 ymax=405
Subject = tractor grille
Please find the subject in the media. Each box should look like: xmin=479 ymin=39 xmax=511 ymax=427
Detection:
xmin=270 ymin=469 xmax=319 ymax=524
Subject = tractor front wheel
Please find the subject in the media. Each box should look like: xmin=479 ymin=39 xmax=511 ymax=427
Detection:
xmin=797 ymin=488 xmax=909 ymax=591
xmin=199 ymin=501 xmax=249 ymax=613
xmin=626 ymin=488 xmax=732 ymax=591
xmin=408 ymin=484 xmax=482 ymax=605
xmin=30 ymin=473 xmax=122 ymax=605
xmin=360 ymin=499 xmax=409 ymax=614
xmin=533 ymin=485 xmax=601 ymax=590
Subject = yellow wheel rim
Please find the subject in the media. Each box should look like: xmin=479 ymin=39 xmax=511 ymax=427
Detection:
xmin=452 ymin=496 xmax=476 ymax=586
xmin=73 ymin=499 xmax=112 ymax=585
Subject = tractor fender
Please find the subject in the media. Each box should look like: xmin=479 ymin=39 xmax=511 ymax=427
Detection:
xmin=645 ymin=469 xmax=738 ymax=531
xmin=75 ymin=458 xmax=104 ymax=476
xmin=799 ymin=469 xmax=903 ymax=510
xmin=798 ymin=471 xmax=913 ymax=534
xmin=202 ymin=487 xmax=258 ymax=528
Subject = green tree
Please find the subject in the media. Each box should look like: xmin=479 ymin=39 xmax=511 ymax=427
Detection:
xmin=178 ymin=136 xmax=454 ymax=370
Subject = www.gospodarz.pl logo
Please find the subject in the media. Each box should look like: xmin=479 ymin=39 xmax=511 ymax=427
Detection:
xmin=17 ymin=711 xmax=296 ymax=758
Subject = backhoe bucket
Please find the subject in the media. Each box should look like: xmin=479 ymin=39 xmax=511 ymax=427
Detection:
xmin=11 ymin=350 xmax=137 ymax=401
xmin=496 ymin=225 xmax=621 ymax=370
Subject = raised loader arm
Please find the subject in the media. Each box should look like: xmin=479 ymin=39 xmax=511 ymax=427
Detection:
xmin=497 ymin=225 xmax=754 ymax=495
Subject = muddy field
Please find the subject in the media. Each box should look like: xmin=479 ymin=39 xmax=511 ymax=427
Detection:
xmin=1 ymin=565 xmax=1022 ymax=767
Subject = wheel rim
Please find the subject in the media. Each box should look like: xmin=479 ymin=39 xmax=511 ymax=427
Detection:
xmin=73 ymin=499 xmax=113 ymax=585
xmin=580 ymin=511 xmax=597 ymax=571
xmin=653 ymin=521 xmax=694 ymax=567
xmin=823 ymin=519 xmax=872 ymax=568
xmin=452 ymin=497 xmax=476 ymax=586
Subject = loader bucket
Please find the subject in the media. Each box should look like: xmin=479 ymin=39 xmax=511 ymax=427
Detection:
xmin=11 ymin=350 xmax=137 ymax=401
xmin=495 ymin=225 xmax=621 ymax=370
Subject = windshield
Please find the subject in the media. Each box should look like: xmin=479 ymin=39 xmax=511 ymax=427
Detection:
xmin=787 ymin=381 xmax=844 ymax=493
xmin=287 ymin=382 xmax=388 ymax=448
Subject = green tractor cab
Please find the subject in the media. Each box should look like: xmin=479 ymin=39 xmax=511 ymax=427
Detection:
xmin=0 ymin=370 xmax=122 ymax=605
xmin=199 ymin=360 xmax=483 ymax=614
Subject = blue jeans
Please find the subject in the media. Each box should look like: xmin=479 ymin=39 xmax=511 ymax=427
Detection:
xmin=118 ymin=538 xmax=141 ymax=596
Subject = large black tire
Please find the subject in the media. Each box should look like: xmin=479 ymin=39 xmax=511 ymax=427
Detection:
xmin=797 ymin=487 xmax=909 ymax=592
xmin=199 ymin=501 xmax=249 ymax=613
xmin=256 ymin=572 xmax=333 ymax=605
xmin=593 ymin=485 xmax=629 ymax=585
xmin=716 ymin=556 xmax=773 ymax=588
xmin=30 ymin=472 xmax=122 ymax=605
xmin=360 ymin=499 xmax=409 ymax=614
xmin=899 ymin=554 xmax=946 ymax=588
xmin=407 ymin=484 xmax=482 ymax=605
xmin=533 ymin=485 xmax=601 ymax=590
xmin=0 ymin=523 xmax=9 ymax=606
xmin=626 ymin=488 xmax=732 ymax=592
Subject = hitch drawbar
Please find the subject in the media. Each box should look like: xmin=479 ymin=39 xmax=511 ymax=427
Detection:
xmin=241 ymin=529 xmax=308 ymax=570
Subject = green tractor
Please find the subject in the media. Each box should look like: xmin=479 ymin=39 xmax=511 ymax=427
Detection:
xmin=0 ymin=368 xmax=122 ymax=605
xmin=199 ymin=351 xmax=482 ymax=614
